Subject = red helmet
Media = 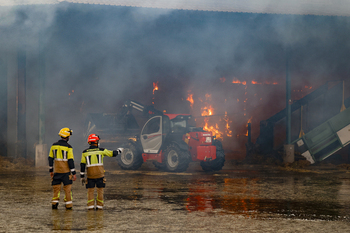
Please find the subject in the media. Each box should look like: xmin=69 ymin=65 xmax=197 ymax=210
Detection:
xmin=87 ymin=134 xmax=100 ymax=144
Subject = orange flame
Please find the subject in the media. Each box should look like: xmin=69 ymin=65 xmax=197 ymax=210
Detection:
xmin=200 ymin=94 xmax=222 ymax=138
xmin=187 ymin=93 xmax=194 ymax=108
xmin=203 ymin=118 xmax=222 ymax=139
xmin=224 ymin=111 xmax=232 ymax=137
xmin=232 ymin=78 xmax=246 ymax=85
xmin=251 ymin=80 xmax=279 ymax=85
xmin=248 ymin=116 xmax=252 ymax=124
xmin=245 ymin=117 xmax=253 ymax=136
xmin=201 ymin=94 xmax=213 ymax=116
xmin=153 ymin=81 xmax=159 ymax=94
xmin=220 ymin=77 xmax=226 ymax=82
xmin=201 ymin=106 xmax=213 ymax=116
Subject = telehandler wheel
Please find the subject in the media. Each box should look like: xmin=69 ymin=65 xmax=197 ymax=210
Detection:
xmin=200 ymin=140 xmax=225 ymax=172
xmin=117 ymin=143 xmax=143 ymax=170
xmin=200 ymin=160 xmax=212 ymax=172
xmin=163 ymin=143 xmax=190 ymax=172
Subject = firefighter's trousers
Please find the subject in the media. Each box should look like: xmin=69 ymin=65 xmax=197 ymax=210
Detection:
xmin=86 ymin=177 xmax=105 ymax=210
xmin=52 ymin=184 xmax=73 ymax=208
xmin=52 ymin=172 xmax=73 ymax=209
xmin=87 ymin=187 xmax=104 ymax=210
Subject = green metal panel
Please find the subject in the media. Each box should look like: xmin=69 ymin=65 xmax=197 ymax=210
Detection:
xmin=293 ymin=106 xmax=350 ymax=162
xmin=328 ymin=107 xmax=350 ymax=131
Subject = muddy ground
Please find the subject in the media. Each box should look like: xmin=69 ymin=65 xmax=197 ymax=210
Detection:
xmin=0 ymin=159 xmax=350 ymax=232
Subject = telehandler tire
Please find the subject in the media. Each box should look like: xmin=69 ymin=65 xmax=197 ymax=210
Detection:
xmin=117 ymin=143 xmax=143 ymax=170
xmin=200 ymin=140 xmax=225 ymax=172
xmin=163 ymin=143 xmax=190 ymax=172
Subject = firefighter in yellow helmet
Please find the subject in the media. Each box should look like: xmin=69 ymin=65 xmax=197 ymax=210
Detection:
xmin=49 ymin=127 xmax=77 ymax=210
xmin=80 ymin=134 xmax=122 ymax=210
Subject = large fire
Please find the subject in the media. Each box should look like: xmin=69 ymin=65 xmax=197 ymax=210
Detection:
xmin=200 ymin=102 xmax=223 ymax=138
xmin=151 ymin=77 xmax=313 ymax=157
xmin=186 ymin=93 xmax=233 ymax=140
xmin=203 ymin=118 xmax=222 ymax=139
xmin=190 ymin=77 xmax=283 ymax=141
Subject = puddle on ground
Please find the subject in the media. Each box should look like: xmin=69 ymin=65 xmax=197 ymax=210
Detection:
xmin=1 ymin=165 xmax=350 ymax=232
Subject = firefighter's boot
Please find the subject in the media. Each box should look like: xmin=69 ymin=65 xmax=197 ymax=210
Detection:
xmin=52 ymin=184 xmax=61 ymax=209
xmin=87 ymin=188 xmax=95 ymax=210
xmin=96 ymin=187 xmax=104 ymax=210
xmin=63 ymin=184 xmax=73 ymax=209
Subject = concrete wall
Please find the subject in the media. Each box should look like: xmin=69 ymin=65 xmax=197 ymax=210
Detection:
xmin=6 ymin=48 xmax=18 ymax=159
xmin=3 ymin=37 xmax=44 ymax=161
xmin=0 ymin=54 xmax=7 ymax=158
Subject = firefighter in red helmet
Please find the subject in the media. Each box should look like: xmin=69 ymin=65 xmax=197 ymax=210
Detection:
xmin=80 ymin=134 xmax=123 ymax=210
xmin=49 ymin=127 xmax=77 ymax=210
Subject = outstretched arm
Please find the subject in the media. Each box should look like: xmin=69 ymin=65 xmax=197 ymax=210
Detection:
xmin=113 ymin=148 xmax=123 ymax=157
xmin=103 ymin=148 xmax=123 ymax=157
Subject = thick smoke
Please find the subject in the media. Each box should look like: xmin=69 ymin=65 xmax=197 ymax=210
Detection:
xmin=1 ymin=3 xmax=350 ymax=158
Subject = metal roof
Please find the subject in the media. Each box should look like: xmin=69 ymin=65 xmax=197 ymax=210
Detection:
xmin=1 ymin=0 xmax=350 ymax=16
xmin=0 ymin=0 xmax=57 ymax=5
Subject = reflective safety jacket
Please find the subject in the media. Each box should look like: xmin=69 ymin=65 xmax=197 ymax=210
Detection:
xmin=48 ymin=139 xmax=76 ymax=175
xmin=80 ymin=146 xmax=118 ymax=179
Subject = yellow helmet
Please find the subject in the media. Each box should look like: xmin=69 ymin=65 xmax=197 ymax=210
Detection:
xmin=58 ymin=127 xmax=73 ymax=138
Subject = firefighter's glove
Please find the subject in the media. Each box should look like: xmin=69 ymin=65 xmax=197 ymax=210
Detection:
xmin=81 ymin=178 xmax=86 ymax=186
xmin=117 ymin=148 xmax=123 ymax=155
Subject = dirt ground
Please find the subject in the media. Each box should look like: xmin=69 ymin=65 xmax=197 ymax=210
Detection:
xmin=0 ymin=157 xmax=350 ymax=232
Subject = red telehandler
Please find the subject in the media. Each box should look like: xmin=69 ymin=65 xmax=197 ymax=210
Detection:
xmin=85 ymin=100 xmax=225 ymax=172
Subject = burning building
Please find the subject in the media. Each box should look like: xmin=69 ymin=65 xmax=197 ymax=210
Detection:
xmin=1 ymin=1 xmax=350 ymax=165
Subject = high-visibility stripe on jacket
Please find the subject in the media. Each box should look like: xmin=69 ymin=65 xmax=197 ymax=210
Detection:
xmin=48 ymin=139 xmax=76 ymax=174
xmin=80 ymin=146 xmax=117 ymax=179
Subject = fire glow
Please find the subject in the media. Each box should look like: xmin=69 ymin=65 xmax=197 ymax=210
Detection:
xmin=232 ymin=78 xmax=247 ymax=85
xmin=187 ymin=93 xmax=194 ymax=108
xmin=224 ymin=112 xmax=232 ymax=137
xmin=232 ymin=78 xmax=279 ymax=86
xmin=188 ymin=92 xmax=232 ymax=140
xmin=201 ymin=106 xmax=213 ymax=116
xmin=151 ymin=76 xmax=292 ymax=147
xmin=153 ymin=81 xmax=159 ymax=94
xmin=245 ymin=117 xmax=253 ymax=137
xmin=251 ymin=80 xmax=278 ymax=85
